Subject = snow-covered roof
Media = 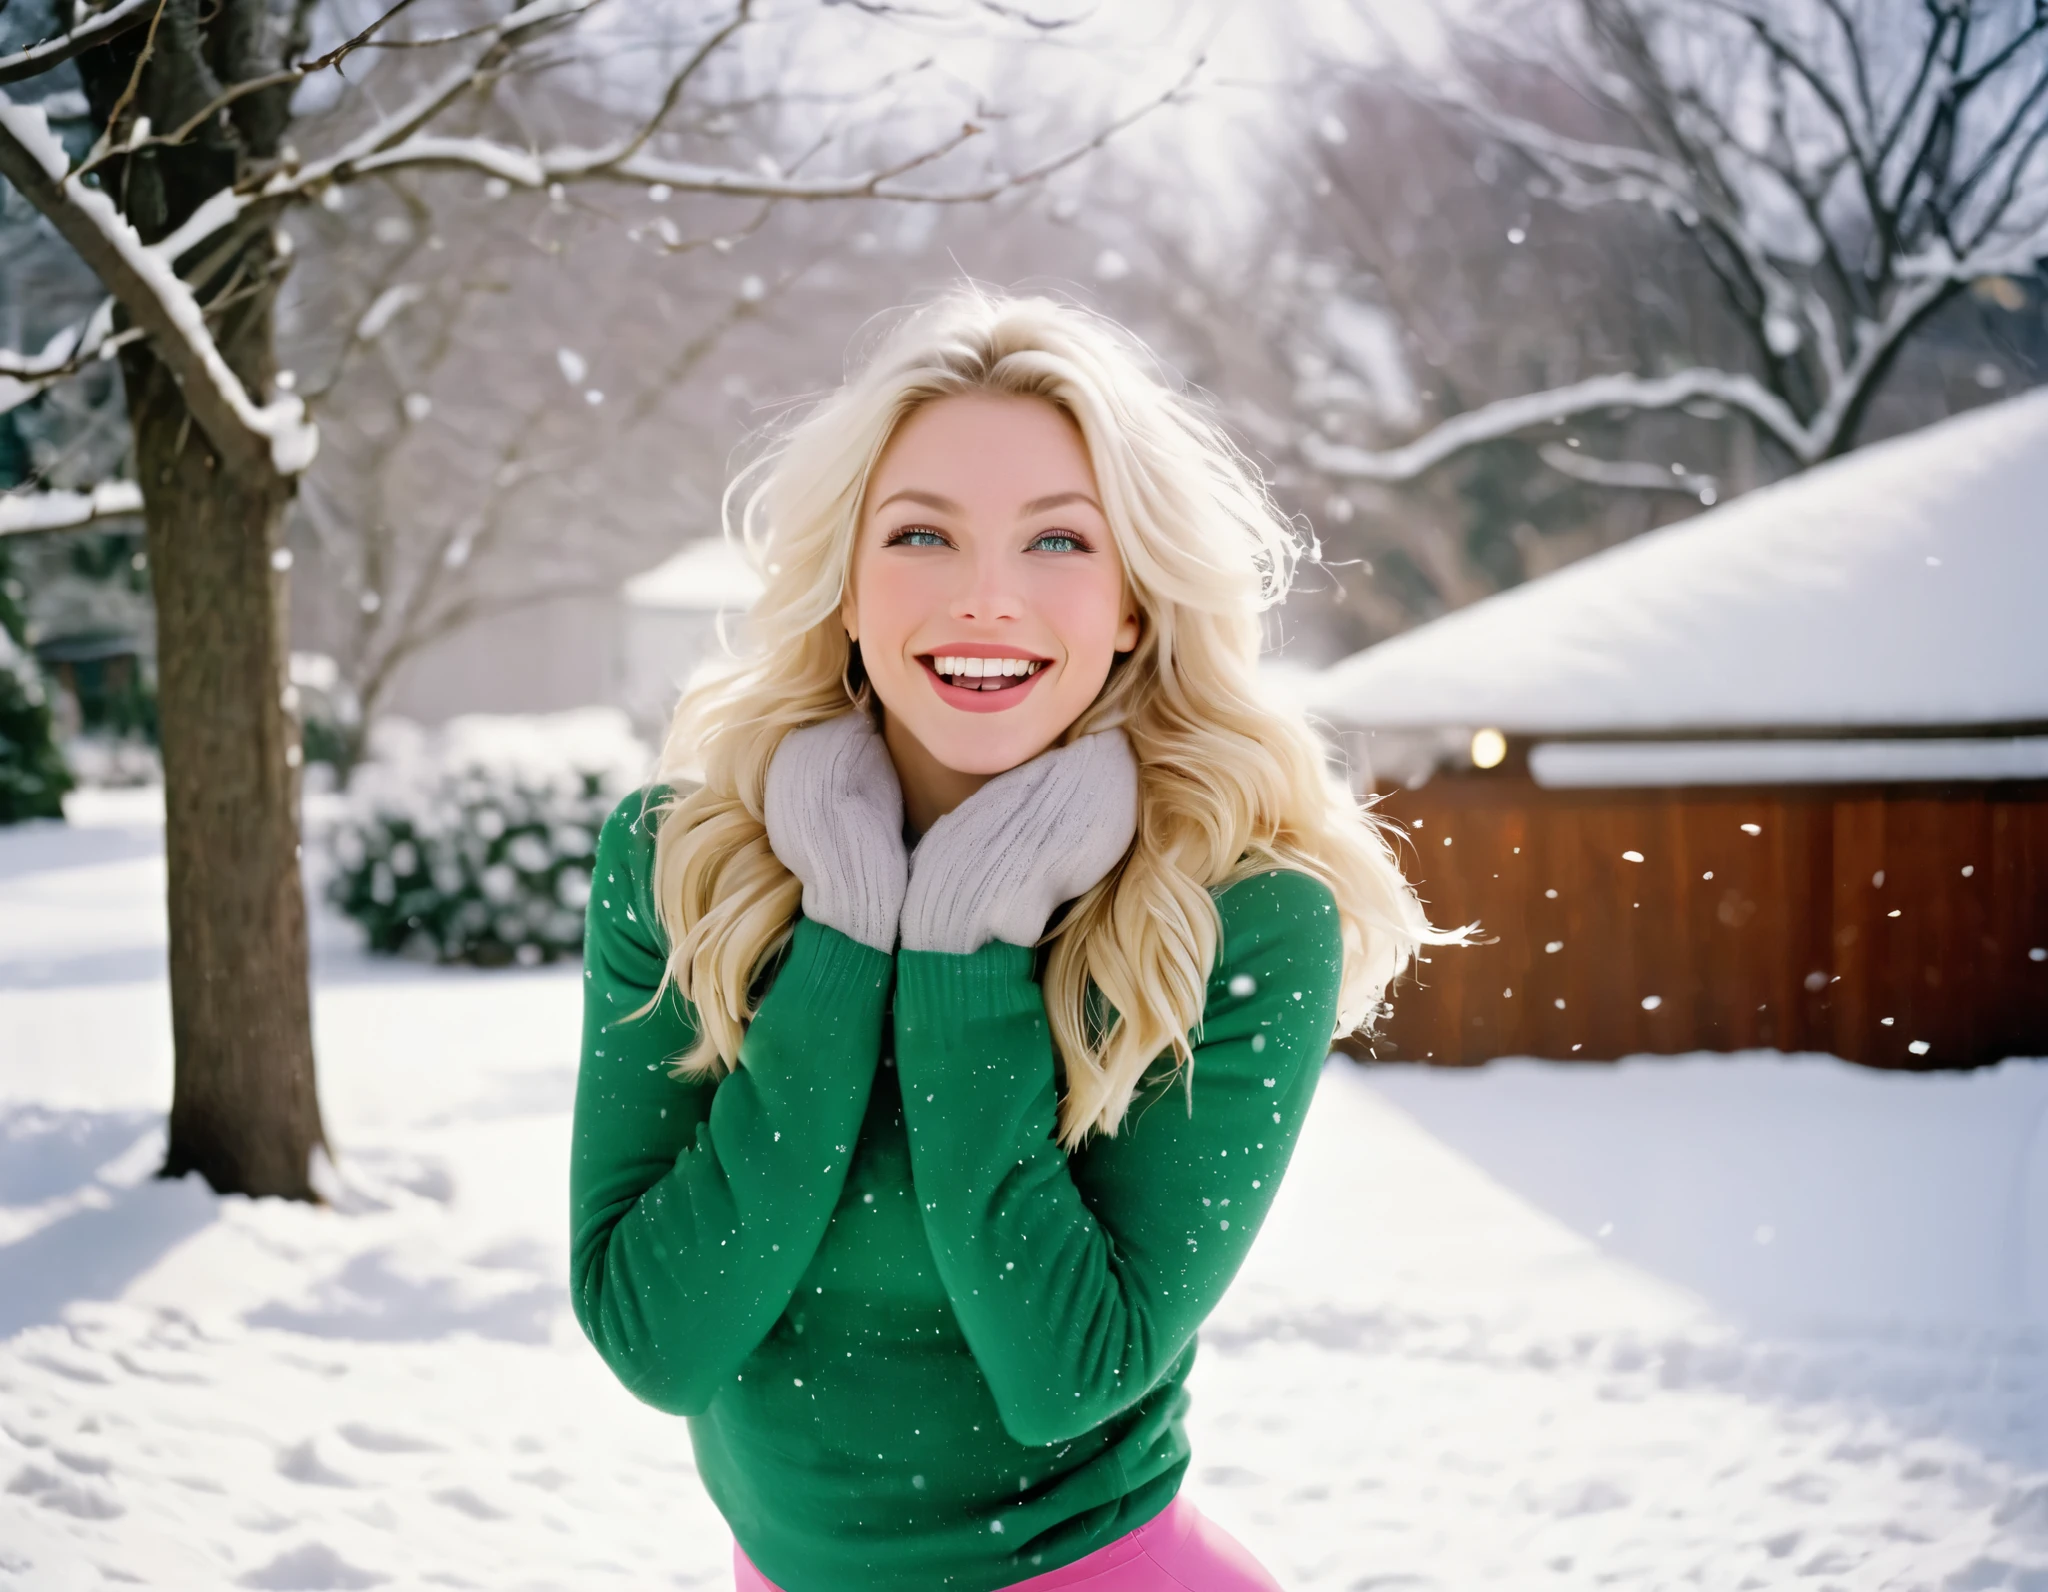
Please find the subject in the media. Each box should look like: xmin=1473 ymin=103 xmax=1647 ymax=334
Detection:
xmin=1309 ymin=389 xmax=2048 ymax=735
xmin=621 ymin=536 xmax=764 ymax=612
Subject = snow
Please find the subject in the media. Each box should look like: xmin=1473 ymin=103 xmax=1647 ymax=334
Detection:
xmin=1528 ymin=735 xmax=2048 ymax=789
xmin=0 ymin=483 xmax=142 ymax=539
xmin=2 ymin=793 xmax=2044 ymax=1590
xmin=1311 ymin=389 xmax=2048 ymax=737
xmin=146 ymin=190 xmax=244 ymax=278
xmin=622 ymin=536 xmax=765 ymax=612
xmin=0 ymin=304 xmax=116 ymax=418
xmin=344 ymin=710 xmax=651 ymax=818
xmin=1303 ymin=364 xmax=1805 ymax=483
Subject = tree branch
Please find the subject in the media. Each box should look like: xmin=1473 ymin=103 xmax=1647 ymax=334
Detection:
xmin=0 ymin=0 xmax=158 ymax=88
xmin=295 ymin=48 xmax=1196 ymax=202
xmin=0 ymin=300 xmax=133 ymax=412
xmin=1301 ymin=365 xmax=1811 ymax=483
xmin=1437 ymin=77 xmax=1801 ymax=374
xmin=1536 ymin=441 xmax=1717 ymax=499
xmin=71 ymin=0 xmax=427 ymax=184
xmin=0 ymin=480 xmax=145 ymax=536
xmin=0 ymin=93 xmax=315 ymax=477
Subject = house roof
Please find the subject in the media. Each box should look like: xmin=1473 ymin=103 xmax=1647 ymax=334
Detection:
xmin=1308 ymin=389 xmax=2048 ymax=735
xmin=622 ymin=536 xmax=764 ymax=612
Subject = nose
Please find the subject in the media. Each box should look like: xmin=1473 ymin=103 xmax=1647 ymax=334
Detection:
xmin=950 ymin=541 xmax=1024 ymax=624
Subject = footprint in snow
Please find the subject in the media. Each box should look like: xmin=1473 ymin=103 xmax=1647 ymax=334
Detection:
xmin=276 ymin=1439 xmax=357 ymax=1489
xmin=337 ymin=1422 xmax=441 ymax=1455
xmin=237 ymin=1542 xmax=387 ymax=1590
xmin=432 ymin=1486 xmax=509 ymax=1520
xmin=6 ymin=1462 xmax=123 ymax=1519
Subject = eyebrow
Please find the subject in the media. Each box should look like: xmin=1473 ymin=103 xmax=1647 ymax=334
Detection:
xmin=871 ymin=488 xmax=1104 ymax=518
xmin=873 ymin=489 xmax=962 ymax=515
xmin=1020 ymin=491 xmax=1103 ymax=517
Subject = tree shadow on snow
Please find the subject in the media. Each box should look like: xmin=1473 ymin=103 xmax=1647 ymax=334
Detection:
xmin=0 ymin=1106 xmax=217 ymax=1338
xmin=0 ymin=819 xmax=164 ymax=884
xmin=0 ymin=1105 xmax=160 ymax=1204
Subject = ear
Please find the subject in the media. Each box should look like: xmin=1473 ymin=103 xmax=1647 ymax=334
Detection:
xmin=840 ymin=583 xmax=859 ymax=644
xmin=1113 ymin=601 xmax=1141 ymax=654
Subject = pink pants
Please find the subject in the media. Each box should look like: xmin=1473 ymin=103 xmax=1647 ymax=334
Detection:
xmin=733 ymin=1494 xmax=1282 ymax=1591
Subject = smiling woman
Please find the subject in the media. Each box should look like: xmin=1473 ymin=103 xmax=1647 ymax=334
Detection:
xmin=566 ymin=288 xmax=1452 ymax=1592
xmin=847 ymin=393 xmax=1141 ymax=831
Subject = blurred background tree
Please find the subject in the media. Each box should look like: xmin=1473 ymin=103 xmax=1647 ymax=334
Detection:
xmin=0 ymin=0 xmax=1188 ymax=1198
xmin=1281 ymin=0 xmax=2048 ymax=648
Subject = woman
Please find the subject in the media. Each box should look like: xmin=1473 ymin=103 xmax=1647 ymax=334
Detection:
xmin=569 ymin=289 xmax=1441 ymax=1591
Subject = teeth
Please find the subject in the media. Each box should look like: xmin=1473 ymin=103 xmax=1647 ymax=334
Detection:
xmin=932 ymin=655 xmax=1043 ymax=684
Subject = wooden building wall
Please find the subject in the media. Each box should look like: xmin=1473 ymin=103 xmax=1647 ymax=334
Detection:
xmin=1356 ymin=775 xmax=2048 ymax=1069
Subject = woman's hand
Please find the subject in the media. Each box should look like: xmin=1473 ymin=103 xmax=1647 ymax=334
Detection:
xmin=762 ymin=710 xmax=909 ymax=953
xmin=900 ymin=729 xmax=1139 ymax=955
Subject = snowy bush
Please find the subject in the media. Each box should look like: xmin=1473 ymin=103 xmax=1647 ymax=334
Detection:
xmin=325 ymin=709 xmax=651 ymax=967
xmin=290 ymin=651 xmax=362 ymax=775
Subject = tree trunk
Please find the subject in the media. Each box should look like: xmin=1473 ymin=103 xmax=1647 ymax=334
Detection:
xmin=123 ymin=268 xmax=327 ymax=1202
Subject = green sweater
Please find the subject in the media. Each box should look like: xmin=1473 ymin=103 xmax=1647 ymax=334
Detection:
xmin=570 ymin=791 xmax=1342 ymax=1592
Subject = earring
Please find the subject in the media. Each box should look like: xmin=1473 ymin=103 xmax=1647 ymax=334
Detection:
xmin=841 ymin=639 xmax=870 ymax=709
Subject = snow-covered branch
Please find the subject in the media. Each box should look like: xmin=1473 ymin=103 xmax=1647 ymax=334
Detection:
xmin=1326 ymin=0 xmax=2048 ymax=490
xmin=0 ymin=481 xmax=145 ymax=537
xmin=1536 ymin=442 xmax=1717 ymax=500
xmin=1302 ymin=367 xmax=1809 ymax=482
xmin=133 ymin=11 xmax=1197 ymax=269
xmin=0 ymin=93 xmax=317 ymax=479
xmin=0 ymin=302 xmax=140 ymax=415
xmin=0 ymin=0 xmax=158 ymax=87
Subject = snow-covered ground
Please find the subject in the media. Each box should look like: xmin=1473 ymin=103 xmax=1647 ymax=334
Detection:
xmin=3 ymin=790 xmax=2044 ymax=1591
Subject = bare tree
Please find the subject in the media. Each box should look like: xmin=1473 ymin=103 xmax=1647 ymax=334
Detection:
xmin=1302 ymin=0 xmax=2048 ymax=489
xmin=1086 ymin=63 xmax=1757 ymax=652
xmin=0 ymin=0 xmax=1187 ymax=1199
xmin=278 ymin=171 xmax=803 ymax=775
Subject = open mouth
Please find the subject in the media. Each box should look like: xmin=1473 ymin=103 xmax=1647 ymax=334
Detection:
xmin=916 ymin=652 xmax=1052 ymax=713
xmin=919 ymin=654 xmax=1048 ymax=693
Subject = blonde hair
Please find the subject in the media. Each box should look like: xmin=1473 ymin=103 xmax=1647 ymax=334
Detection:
xmin=647 ymin=287 xmax=1445 ymax=1148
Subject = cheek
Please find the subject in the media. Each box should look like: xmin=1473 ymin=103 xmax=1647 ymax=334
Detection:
xmin=851 ymin=558 xmax=944 ymax=656
xmin=1032 ymin=561 xmax=1127 ymax=664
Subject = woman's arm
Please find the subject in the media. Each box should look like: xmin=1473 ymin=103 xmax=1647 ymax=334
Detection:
xmin=892 ymin=866 xmax=1341 ymax=1448
xmin=569 ymin=791 xmax=893 ymax=1416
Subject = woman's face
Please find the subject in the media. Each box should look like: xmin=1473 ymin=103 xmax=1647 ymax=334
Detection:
xmin=843 ymin=392 xmax=1141 ymax=781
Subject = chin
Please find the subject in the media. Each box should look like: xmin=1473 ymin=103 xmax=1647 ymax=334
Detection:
xmin=910 ymin=712 xmax=1065 ymax=777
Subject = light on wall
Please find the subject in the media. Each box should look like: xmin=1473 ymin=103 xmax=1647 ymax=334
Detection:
xmin=1470 ymin=728 xmax=1508 ymax=770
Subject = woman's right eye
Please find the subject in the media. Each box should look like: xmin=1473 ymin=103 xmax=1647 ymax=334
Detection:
xmin=886 ymin=526 xmax=948 ymax=548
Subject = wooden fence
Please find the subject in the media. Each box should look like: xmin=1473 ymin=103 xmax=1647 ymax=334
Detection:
xmin=1351 ymin=775 xmax=2048 ymax=1069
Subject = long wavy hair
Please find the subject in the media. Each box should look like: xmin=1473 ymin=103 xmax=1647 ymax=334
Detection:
xmin=646 ymin=287 xmax=1446 ymax=1148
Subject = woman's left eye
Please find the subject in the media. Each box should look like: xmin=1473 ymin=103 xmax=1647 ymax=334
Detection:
xmin=1030 ymin=531 xmax=1086 ymax=553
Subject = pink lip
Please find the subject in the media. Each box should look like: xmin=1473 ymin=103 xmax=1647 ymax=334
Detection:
xmin=919 ymin=643 xmax=1052 ymax=661
xmin=917 ymin=654 xmax=1050 ymax=714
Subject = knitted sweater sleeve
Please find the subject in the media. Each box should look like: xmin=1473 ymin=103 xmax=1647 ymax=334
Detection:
xmin=892 ymin=867 xmax=1342 ymax=1448
xmin=569 ymin=790 xmax=893 ymax=1417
